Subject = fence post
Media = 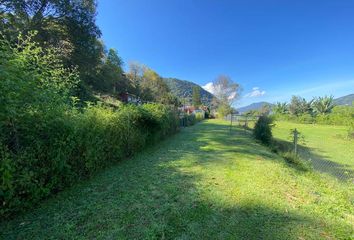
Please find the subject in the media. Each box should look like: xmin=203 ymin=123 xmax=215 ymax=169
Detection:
xmin=293 ymin=128 xmax=298 ymax=155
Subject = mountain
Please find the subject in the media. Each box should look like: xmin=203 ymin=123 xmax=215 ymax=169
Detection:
xmin=163 ymin=78 xmax=214 ymax=105
xmin=237 ymin=102 xmax=273 ymax=113
xmin=334 ymin=94 xmax=354 ymax=106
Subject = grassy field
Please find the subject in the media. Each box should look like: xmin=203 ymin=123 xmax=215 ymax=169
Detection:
xmin=273 ymin=121 xmax=354 ymax=182
xmin=1 ymin=120 xmax=353 ymax=239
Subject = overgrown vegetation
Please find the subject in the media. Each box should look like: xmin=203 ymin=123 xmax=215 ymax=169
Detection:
xmin=252 ymin=116 xmax=311 ymax=170
xmin=273 ymin=95 xmax=354 ymax=126
xmin=0 ymin=34 xmax=179 ymax=217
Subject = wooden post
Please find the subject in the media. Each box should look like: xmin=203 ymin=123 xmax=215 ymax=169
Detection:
xmin=294 ymin=128 xmax=298 ymax=155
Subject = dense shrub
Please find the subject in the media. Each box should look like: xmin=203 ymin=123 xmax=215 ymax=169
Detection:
xmin=0 ymin=105 xmax=178 ymax=218
xmin=0 ymin=34 xmax=179 ymax=217
xmin=253 ymin=116 xmax=274 ymax=145
xmin=179 ymin=111 xmax=206 ymax=127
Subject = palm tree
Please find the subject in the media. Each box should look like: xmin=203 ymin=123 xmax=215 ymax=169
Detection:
xmin=312 ymin=95 xmax=334 ymax=114
xmin=273 ymin=102 xmax=288 ymax=114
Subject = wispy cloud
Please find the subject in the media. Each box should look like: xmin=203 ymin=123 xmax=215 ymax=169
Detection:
xmin=245 ymin=87 xmax=266 ymax=97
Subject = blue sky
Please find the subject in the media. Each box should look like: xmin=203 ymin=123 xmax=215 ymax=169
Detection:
xmin=96 ymin=0 xmax=354 ymax=107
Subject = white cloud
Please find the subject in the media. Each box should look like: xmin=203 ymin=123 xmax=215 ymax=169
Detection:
xmin=245 ymin=87 xmax=266 ymax=97
xmin=202 ymin=82 xmax=215 ymax=94
xmin=228 ymin=91 xmax=236 ymax=100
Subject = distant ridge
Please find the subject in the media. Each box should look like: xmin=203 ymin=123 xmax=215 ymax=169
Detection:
xmin=334 ymin=94 xmax=354 ymax=106
xmin=237 ymin=102 xmax=272 ymax=113
xmin=163 ymin=78 xmax=214 ymax=105
xmin=236 ymin=93 xmax=354 ymax=114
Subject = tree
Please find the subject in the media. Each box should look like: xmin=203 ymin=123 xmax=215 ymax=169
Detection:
xmin=0 ymin=0 xmax=102 ymax=87
xmin=260 ymin=104 xmax=272 ymax=116
xmin=126 ymin=62 xmax=178 ymax=105
xmin=312 ymin=95 xmax=334 ymax=114
xmin=192 ymin=86 xmax=201 ymax=107
xmin=288 ymin=96 xmax=312 ymax=116
xmin=273 ymin=102 xmax=288 ymax=114
xmin=212 ymin=75 xmax=241 ymax=117
xmin=95 ymin=48 xmax=126 ymax=94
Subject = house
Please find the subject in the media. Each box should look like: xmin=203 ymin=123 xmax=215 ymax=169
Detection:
xmin=119 ymin=92 xmax=140 ymax=104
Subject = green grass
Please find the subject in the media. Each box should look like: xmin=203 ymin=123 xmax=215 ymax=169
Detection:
xmin=273 ymin=121 xmax=354 ymax=181
xmin=1 ymin=120 xmax=353 ymax=239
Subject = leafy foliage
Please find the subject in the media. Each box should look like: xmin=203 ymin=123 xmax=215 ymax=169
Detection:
xmin=192 ymin=86 xmax=202 ymax=107
xmin=312 ymin=95 xmax=334 ymax=114
xmin=253 ymin=115 xmax=274 ymax=145
xmin=288 ymin=96 xmax=312 ymax=116
xmin=0 ymin=0 xmax=102 ymax=86
xmin=163 ymin=78 xmax=215 ymax=106
xmin=273 ymin=102 xmax=288 ymax=114
xmin=0 ymin=35 xmax=179 ymax=217
xmin=126 ymin=62 xmax=179 ymax=105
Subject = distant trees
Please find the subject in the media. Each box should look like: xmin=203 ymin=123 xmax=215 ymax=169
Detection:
xmin=192 ymin=86 xmax=201 ymax=107
xmin=273 ymin=95 xmax=353 ymax=126
xmin=273 ymin=102 xmax=288 ymax=114
xmin=212 ymin=75 xmax=241 ymax=117
xmin=126 ymin=62 xmax=179 ymax=105
xmin=312 ymin=96 xmax=334 ymax=114
xmin=288 ymin=96 xmax=312 ymax=116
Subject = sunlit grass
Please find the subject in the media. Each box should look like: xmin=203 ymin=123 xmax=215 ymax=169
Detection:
xmin=1 ymin=120 xmax=353 ymax=239
xmin=273 ymin=121 xmax=354 ymax=179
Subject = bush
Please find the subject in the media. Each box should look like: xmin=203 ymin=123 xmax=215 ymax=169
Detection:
xmin=0 ymin=103 xmax=179 ymax=217
xmin=0 ymin=34 xmax=179 ymax=217
xmin=253 ymin=115 xmax=274 ymax=145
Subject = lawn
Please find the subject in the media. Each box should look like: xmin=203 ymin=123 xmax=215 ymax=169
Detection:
xmin=1 ymin=120 xmax=353 ymax=239
xmin=273 ymin=121 xmax=354 ymax=182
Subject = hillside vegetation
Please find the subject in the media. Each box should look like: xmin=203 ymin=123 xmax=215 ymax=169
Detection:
xmin=333 ymin=93 xmax=354 ymax=106
xmin=164 ymin=78 xmax=215 ymax=106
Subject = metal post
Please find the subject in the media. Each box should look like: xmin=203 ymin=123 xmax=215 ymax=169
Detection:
xmin=294 ymin=128 xmax=298 ymax=155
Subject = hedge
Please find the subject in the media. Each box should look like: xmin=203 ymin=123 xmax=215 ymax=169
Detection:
xmin=0 ymin=103 xmax=179 ymax=217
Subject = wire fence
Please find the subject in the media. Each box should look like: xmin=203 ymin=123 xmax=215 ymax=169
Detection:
xmin=225 ymin=114 xmax=260 ymax=128
xmin=225 ymin=114 xmax=354 ymax=183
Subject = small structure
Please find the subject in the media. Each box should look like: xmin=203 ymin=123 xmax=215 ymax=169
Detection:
xmin=119 ymin=92 xmax=140 ymax=104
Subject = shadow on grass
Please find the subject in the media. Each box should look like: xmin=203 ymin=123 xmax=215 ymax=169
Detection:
xmin=0 ymin=120 xmax=349 ymax=239
xmin=272 ymin=137 xmax=354 ymax=182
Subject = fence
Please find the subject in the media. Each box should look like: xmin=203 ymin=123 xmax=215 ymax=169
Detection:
xmin=225 ymin=114 xmax=260 ymax=128
xmin=285 ymin=129 xmax=354 ymax=183
xmin=225 ymin=115 xmax=353 ymax=183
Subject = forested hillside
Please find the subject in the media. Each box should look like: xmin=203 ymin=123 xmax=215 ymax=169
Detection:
xmin=334 ymin=94 xmax=354 ymax=106
xmin=164 ymin=78 xmax=215 ymax=105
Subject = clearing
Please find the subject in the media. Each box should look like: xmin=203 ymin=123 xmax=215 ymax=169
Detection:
xmin=1 ymin=120 xmax=353 ymax=239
